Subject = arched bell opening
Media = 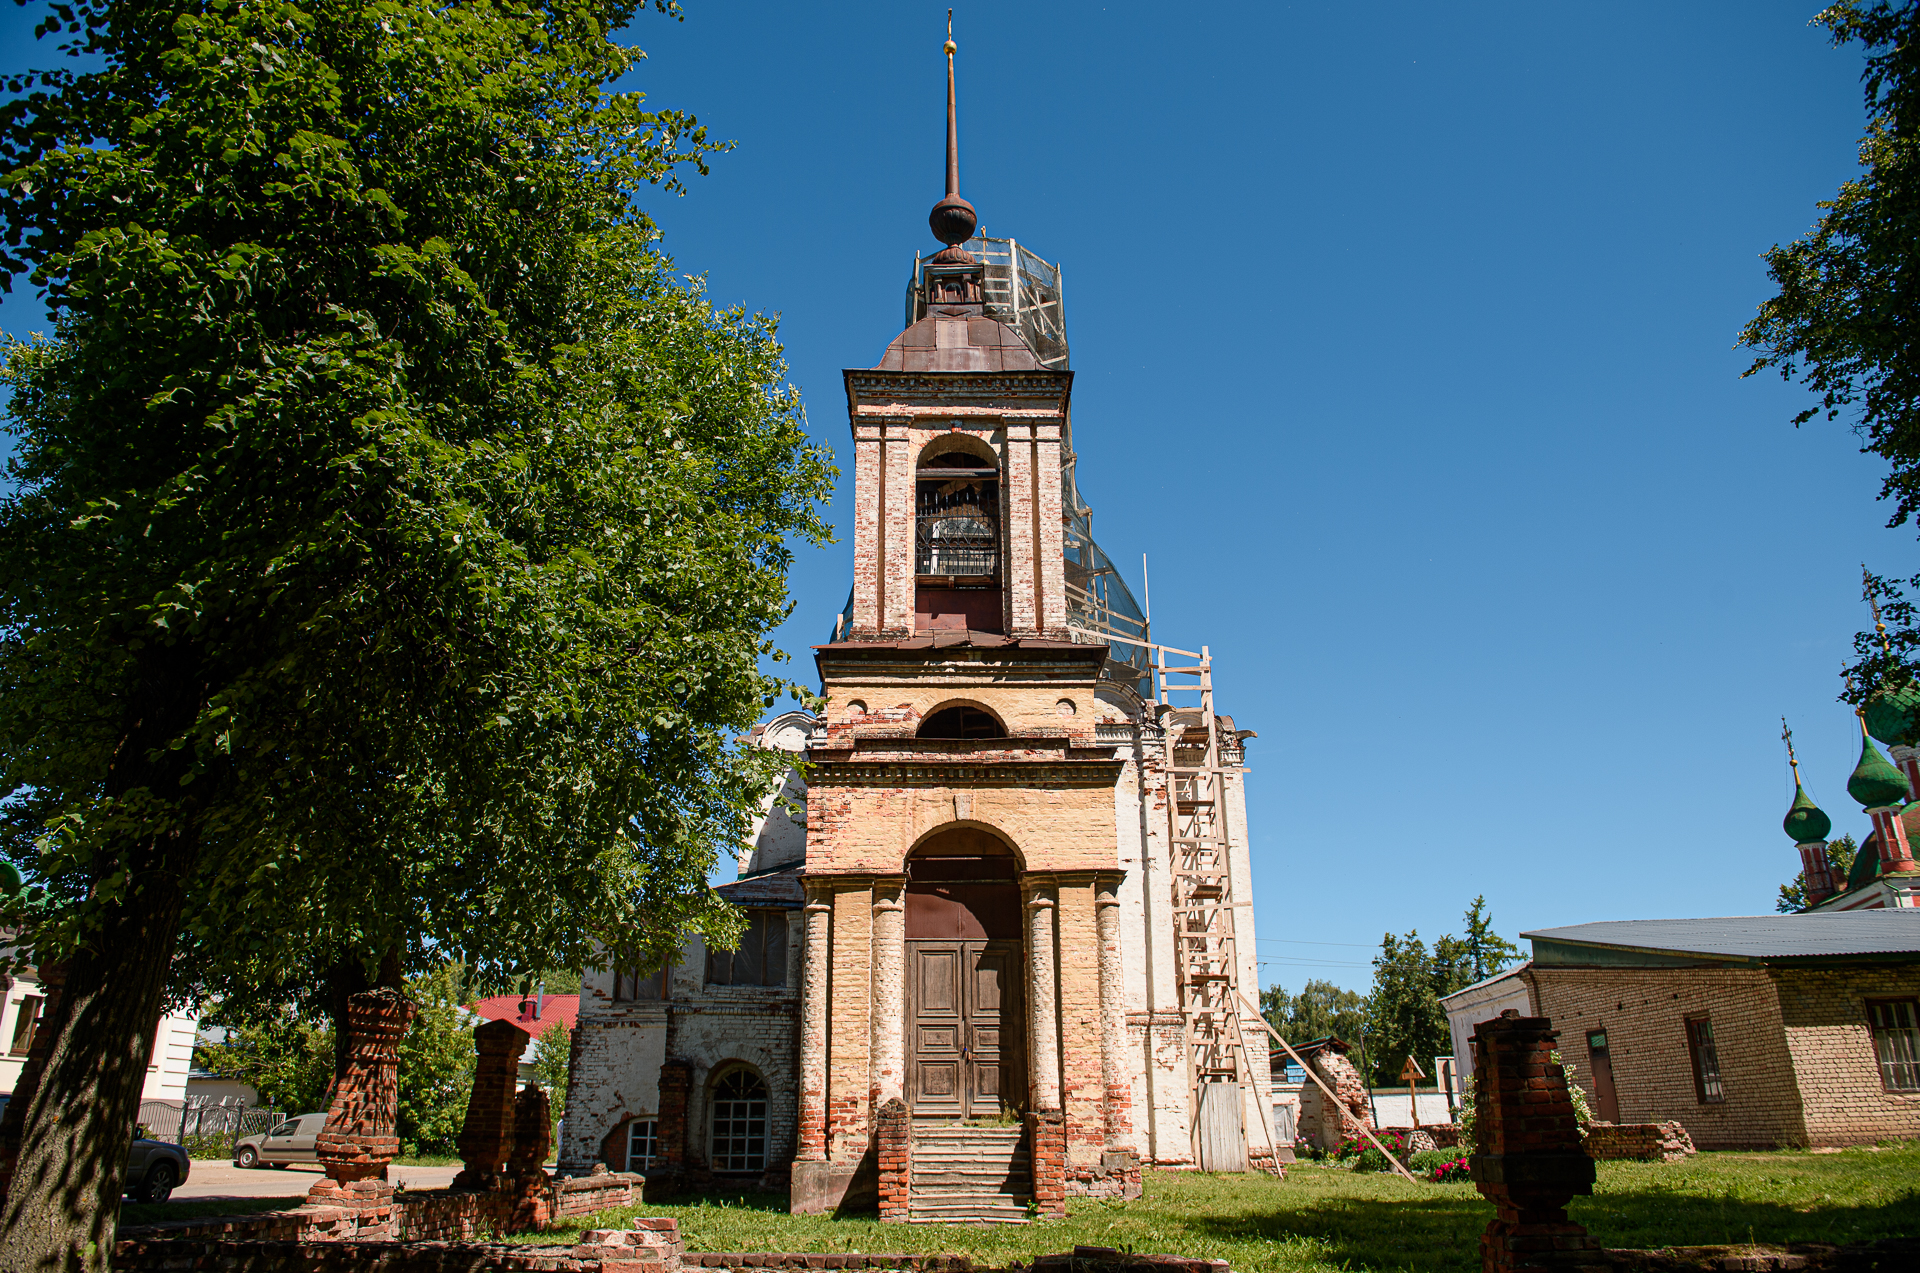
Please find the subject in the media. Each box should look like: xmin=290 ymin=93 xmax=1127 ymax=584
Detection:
xmin=904 ymin=827 xmax=1024 ymax=1120
xmin=915 ymin=443 xmax=1004 ymax=634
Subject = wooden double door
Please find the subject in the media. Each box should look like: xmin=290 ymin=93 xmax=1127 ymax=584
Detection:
xmin=908 ymin=939 xmax=1023 ymax=1118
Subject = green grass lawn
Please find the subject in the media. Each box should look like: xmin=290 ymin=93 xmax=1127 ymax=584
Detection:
xmin=512 ymin=1144 xmax=1920 ymax=1273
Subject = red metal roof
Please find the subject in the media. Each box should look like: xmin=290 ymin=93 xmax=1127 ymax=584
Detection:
xmin=468 ymin=993 xmax=578 ymax=1037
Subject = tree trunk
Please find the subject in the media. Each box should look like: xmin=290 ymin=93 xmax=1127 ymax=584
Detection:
xmin=0 ymin=828 xmax=196 ymax=1272
xmin=0 ymin=646 xmax=206 ymax=1272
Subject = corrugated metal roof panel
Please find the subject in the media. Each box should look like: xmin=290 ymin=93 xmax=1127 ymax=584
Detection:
xmin=1522 ymin=910 xmax=1920 ymax=962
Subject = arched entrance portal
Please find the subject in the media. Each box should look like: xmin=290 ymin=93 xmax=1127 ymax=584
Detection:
xmin=905 ymin=828 xmax=1024 ymax=1119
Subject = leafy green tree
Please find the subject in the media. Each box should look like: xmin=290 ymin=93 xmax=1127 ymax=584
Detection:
xmin=194 ymin=1013 xmax=333 ymax=1116
xmin=1361 ymin=899 xmax=1520 ymax=1085
xmin=395 ymin=964 xmax=479 ymax=1157
xmin=1740 ymin=4 xmax=1920 ymax=695
xmin=0 ymin=0 xmax=830 ymax=1263
xmin=1744 ymin=2 xmax=1920 ymax=531
xmin=1460 ymin=895 xmax=1520 ymax=982
xmin=1777 ymin=834 xmax=1860 ymax=912
xmin=1261 ymin=979 xmax=1368 ymax=1047
xmin=531 ymin=1021 xmax=572 ymax=1141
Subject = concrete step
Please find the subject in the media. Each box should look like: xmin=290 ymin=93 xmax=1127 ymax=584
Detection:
xmin=913 ymin=1156 xmax=1029 ymax=1167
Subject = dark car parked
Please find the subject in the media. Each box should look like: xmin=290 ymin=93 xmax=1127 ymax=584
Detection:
xmin=125 ymin=1138 xmax=190 ymax=1203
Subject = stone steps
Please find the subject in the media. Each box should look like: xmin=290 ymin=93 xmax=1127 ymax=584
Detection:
xmin=908 ymin=1126 xmax=1031 ymax=1224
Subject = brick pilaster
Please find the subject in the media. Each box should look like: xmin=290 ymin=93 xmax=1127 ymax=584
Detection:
xmin=657 ymin=1062 xmax=693 ymax=1170
xmin=875 ymin=1098 xmax=912 ymax=1223
xmin=1027 ymin=1109 xmax=1066 ymax=1219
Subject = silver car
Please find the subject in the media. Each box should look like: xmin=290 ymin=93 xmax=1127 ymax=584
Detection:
xmin=232 ymin=1112 xmax=326 ymax=1168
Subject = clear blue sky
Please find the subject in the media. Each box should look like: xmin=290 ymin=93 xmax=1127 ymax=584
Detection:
xmin=0 ymin=3 xmax=1896 ymax=994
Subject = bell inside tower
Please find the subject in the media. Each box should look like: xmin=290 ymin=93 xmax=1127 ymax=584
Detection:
xmin=914 ymin=448 xmax=1003 ymax=633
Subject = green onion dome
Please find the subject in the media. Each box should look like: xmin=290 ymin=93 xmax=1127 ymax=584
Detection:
xmin=1849 ymin=732 xmax=1912 ymax=809
xmin=1864 ymin=682 xmax=1920 ymax=747
xmin=1848 ymin=833 xmax=1883 ymax=891
xmin=1783 ymin=783 xmax=1833 ymax=844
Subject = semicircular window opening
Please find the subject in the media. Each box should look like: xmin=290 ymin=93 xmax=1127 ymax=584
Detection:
xmin=918 ymin=705 xmax=1006 ymax=739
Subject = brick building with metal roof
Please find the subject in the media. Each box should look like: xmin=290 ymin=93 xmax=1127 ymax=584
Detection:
xmin=1441 ymin=911 xmax=1920 ymax=1148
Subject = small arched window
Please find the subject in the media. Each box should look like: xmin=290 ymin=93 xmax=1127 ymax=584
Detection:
xmin=709 ymin=1069 xmax=770 ymax=1172
xmin=918 ymin=705 xmax=1006 ymax=739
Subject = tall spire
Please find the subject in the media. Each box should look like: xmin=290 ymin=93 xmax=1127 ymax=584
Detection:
xmin=928 ymin=10 xmax=978 ymax=256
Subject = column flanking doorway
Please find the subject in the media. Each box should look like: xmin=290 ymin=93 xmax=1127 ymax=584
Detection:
xmin=905 ymin=830 xmax=1023 ymax=1120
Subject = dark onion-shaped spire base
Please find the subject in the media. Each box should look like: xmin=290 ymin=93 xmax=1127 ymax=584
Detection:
xmin=930 ymin=193 xmax=977 ymax=247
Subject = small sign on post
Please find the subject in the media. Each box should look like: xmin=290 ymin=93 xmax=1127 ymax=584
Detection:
xmin=1399 ymin=1057 xmax=1426 ymax=1129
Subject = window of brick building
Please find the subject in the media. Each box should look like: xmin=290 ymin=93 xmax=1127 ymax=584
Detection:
xmin=1868 ymin=999 xmax=1920 ymax=1091
xmin=9 ymin=995 xmax=43 ymax=1056
xmin=626 ymin=1119 xmax=660 ymax=1169
xmin=613 ymin=964 xmax=666 ymax=1001
xmin=706 ymin=910 xmax=789 ymax=988
xmin=709 ymin=1069 xmax=769 ymax=1173
xmin=1685 ymin=1016 xmax=1725 ymax=1104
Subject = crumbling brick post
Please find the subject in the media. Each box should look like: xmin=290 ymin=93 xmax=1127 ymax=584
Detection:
xmin=452 ymin=1017 xmax=527 ymax=1191
xmin=314 ymin=986 xmax=416 ymax=1192
xmin=507 ymin=1083 xmax=554 ymax=1231
xmin=1027 ymin=1108 xmax=1066 ymax=1219
xmin=1469 ymin=1010 xmax=1604 ymax=1273
xmin=875 ymin=1098 xmax=912 ymax=1223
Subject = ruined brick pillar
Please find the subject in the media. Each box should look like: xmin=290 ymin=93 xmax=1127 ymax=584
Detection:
xmin=452 ymin=1018 xmax=528 ymax=1191
xmin=1469 ymin=1010 xmax=1604 ymax=1273
xmin=875 ymin=1098 xmax=912 ymax=1223
xmin=1027 ymin=1109 xmax=1066 ymax=1219
xmin=657 ymin=1061 xmax=693 ymax=1172
xmin=507 ymin=1084 xmax=553 ymax=1231
xmin=314 ymin=986 xmax=416 ymax=1187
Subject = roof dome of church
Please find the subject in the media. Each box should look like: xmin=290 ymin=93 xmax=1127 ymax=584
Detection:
xmin=1848 ymin=732 xmax=1911 ymax=809
xmin=1782 ymin=783 xmax=1832 ymax=844
xmin=1865 ymin=682 xmax=1920 ymax=747
xmin=876 ymin=313 xmax=1042 ymax=372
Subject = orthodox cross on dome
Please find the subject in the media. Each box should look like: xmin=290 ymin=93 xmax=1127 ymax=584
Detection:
xmin=928 ymin=10 xmax=978 ymax=261
xmin=1782 ymin=716 xmax=1803 ymax=783
xmin=1866 ymin=563 xmax=1894 ymax=655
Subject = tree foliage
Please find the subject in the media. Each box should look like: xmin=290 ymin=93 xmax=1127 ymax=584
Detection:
xmin=1743 ymin=2 xmax=1920 ymax=527
xmin=1360 ymin=898 xmax=1520 ymax=1087
xmin=0 ymin=0 xmax=830 ymax=1261
xmin=1260 ymin=979 xmax=1367 ymax=1048
xmin=1740 ymin=4 xmax=1920 ymax=697
xmin=198 ymin=962 xmax=498 ymax=1155
xmin=1777 ymin=834 xmax=1860 ymax=912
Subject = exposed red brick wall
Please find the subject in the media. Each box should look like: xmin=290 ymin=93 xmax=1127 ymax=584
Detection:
xmin=874 ymin=1099 xmax=911 ymax=1223
xmin=1027 ymin=1110 xmax=1066 ymax=1219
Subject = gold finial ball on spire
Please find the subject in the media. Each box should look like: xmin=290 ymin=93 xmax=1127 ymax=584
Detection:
xmin=944 ymin=38 xmax=956 ymax=54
